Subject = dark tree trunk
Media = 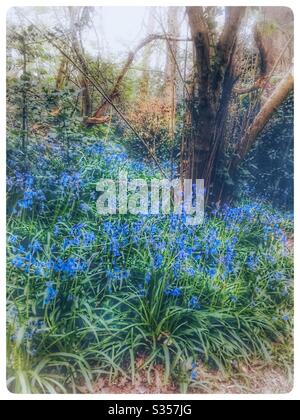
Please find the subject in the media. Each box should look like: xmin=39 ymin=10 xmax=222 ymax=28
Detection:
xmin=183 ymin=7 xmax=245 ymax=204
xmin=80 ymin=77 xmax=92 ymax=117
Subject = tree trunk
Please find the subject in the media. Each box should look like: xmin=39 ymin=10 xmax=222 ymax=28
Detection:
xmin=56 ymin=57 xmax=69 ymax=90
xmin=80 ymin=77 xmax=92 ymax=116
xmin=183 ymin=6 xmax=245 ymax=202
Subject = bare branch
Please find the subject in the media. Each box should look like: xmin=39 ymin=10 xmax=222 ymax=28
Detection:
xmin=92 ymin=33 xmax=191 ymax=119
xmin=212 ymin=7 xmax=246 ymax=97
xmin=234 ymin=77 xmax=266 ymax=95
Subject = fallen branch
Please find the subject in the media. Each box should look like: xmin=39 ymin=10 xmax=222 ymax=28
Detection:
xmin=92 ymin=33 xmax=192 ymax=119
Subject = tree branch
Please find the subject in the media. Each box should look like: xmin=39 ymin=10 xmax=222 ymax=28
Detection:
xmin=212 ymin=7 xmax=246 ymax=98
xmin=234 ymin=77 xmax=266 ymax=94
xmin=232 ymin=70 xmax=294 ymax=168
xmin=92 ymin=33 xmax=191 ymax=119
xmin=233 ymin=23 xmax=268 ymax=95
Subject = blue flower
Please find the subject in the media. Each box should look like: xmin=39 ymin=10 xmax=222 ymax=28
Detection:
xmin=191 ymin=370 xmax=198 ymax=380
xmin=106 ymin=267 xmax=130 ymax=282
xmin=79 ymin=202 xmax=89 ymax=213
xmin=30 ymin=240 xmax=42 ymax=253
xmin=247 ymin=254 xmax=259 ymax=271
xmin=17 ymin=198 xmax=32 ymax=209
xmin=186 ymin=267 xmax=196 ymax=277
xmin=191 ymin=363 xmax=198 ymax=380
xmin=8 ymin=234 xmax=18 ymax=244
xmin=189 ymin=296 xmax=200 ymax=309
xmin=59 ymin=172 xmax=83 ymax=193
xmin=70 ymin=223 xmax=85 ymax=237
xmin=63 ymin=238 xmax=71 ymax=250
xmin=83 ymin=231 xmax=96 ymax=247
xmin=12 ymin=255 xmax=24 ymax=268
xmin=43 ymin=282 xmax=58 ymax=305
xmin=165 ymin=287 xmax=182 ymax=297
xmin=172 ymin=287 xmax=182 ymax=297
xmin=274 ymin=271 xmax=285 ymax=282
xmin=111 ymin=239 xmax=121 ymax=257
xmin=137 ymin=285 xmax=146 ymax=297
xmin=145 ymin=272 xmax=151 ymax=284
xmin=53 ymin=224 xmax=60 ymax=237
xmin=153 ymin=253 xmax=163 ymax=270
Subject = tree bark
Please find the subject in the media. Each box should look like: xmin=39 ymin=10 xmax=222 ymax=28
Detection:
xmin=80 ymin=77 xmax=92 ymax=116
xmin=56 ymin=57 xmax=69 ymax=90
xmin=183 ymin=6 xmax=245 ymax=192
xmin=184 ymin=6 xmax=214 ymax=181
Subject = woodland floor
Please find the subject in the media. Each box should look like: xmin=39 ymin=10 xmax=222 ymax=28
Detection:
xmin=81 ymin=238 xmax=294 ymax=395
xmin=78 ymin=361 xmax=293 ymax=394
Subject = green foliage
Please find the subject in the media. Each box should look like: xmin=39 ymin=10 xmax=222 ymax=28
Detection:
xmin=7 ymin=134 xmax=293 ymax=393
xmin=238 ymin=92 xmax=294 ymax=210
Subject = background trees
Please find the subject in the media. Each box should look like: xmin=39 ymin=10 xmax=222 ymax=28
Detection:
xmin=6 ymin=6 xmax=294 ymax=208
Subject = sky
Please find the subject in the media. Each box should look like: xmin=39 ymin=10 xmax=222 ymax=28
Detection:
xmin=7 ymin=6 xmax=188 ymax=72
xmin=100 ymin=7 xmax=149 ymax=53
xmin=7 ymin=6 xmax=177 ymax=55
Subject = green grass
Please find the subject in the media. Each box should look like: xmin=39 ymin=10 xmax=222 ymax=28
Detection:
xmin=6 ymin=135 xmax=294 ymax=393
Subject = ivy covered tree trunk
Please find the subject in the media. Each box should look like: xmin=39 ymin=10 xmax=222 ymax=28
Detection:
xmin=182 ymin=6 xmax=245 ymax=203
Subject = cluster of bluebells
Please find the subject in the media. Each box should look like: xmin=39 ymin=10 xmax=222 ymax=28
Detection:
xmin=7 ymin=139 xmax=156 ymax=219
xmin=8 ymin=201 xmax=292 ymax=313
xmin=7 ymin=138 xmax=293 ymax=357
xmin=59 ymin=172 xmax=83 ymax=196
xmin=60 ymin=223 xmax=96 ymax=249
xmin=9 ymin=235 xmax=87 ymax=280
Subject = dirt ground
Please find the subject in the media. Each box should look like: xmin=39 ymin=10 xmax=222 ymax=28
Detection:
xmin=80 ymin=361 xmax=293 ymax=395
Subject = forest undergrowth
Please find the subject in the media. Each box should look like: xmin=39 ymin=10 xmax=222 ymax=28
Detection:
xmin=6 ymin=132 xmax=294 ymax=394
